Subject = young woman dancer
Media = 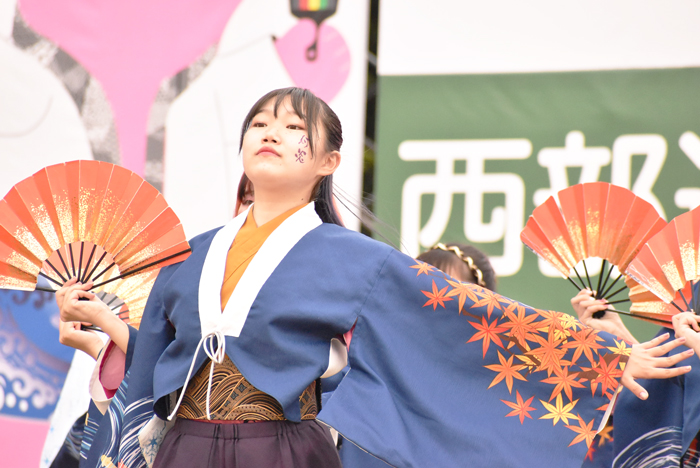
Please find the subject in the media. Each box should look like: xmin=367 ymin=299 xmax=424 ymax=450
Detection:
xmin=58 ymin=87 xmax=694 ymax=468
xmin=574 ymin=287 xmax=700 ymax=467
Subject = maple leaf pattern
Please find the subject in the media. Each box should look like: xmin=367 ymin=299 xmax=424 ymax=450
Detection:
xmin=485 ymin=351 xmax=527 ymax=393
xmin=528 ymin=331 xmax=567 ymax=376
xmin=558 ymin=313 xmax=581 ymax=332
xmin=591 ymin=354 xmax=623 ymax=397
xmin=540 ymin=366 xmax=585 ymax=402
xmin=585 ymin=445 xmax=596 ymax=461
xmin=514 ymin=353 xmax=539 ymax=370
xmin=567 ymin=415 xmax=597 ymax=447
xmin=597 ymin=423 xmax=613 ymax=446
xmin=501 ymin=390 xmax=536 ymax=424
xmin=607 ymin=339 xmax=632 ymax=357
xmin=422 ymin=280 xmax=453 ymax=310
xmin=534 ymin=309 xmax=566 ymax=335
xmin=468 ymin=316 xmax=507 ymax=357
xmin=445 ymin=278 xmax=480 ymax=313
xmin=410 ymin=259 xmax=436 ymax=276
xmin=406 ymin=260 xmax=630 ymax=453
xmin=471 ymin=288 xmax=503 ymax=318
xmin=540 ymin=394 xmax=578 ymax=426
xmin=501 ymin=303 xmax=539 ymax=349
xmin=562 ymin=328 xmax=606 ymax=366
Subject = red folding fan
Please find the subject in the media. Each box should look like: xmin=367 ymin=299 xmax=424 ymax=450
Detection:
xmin=0 ymin=160 xmax=191 ymax=327
xmin=626 ymin=205 xmax=700 ymax=316
xmin=521 ymin=182 xmax=668 ymax=323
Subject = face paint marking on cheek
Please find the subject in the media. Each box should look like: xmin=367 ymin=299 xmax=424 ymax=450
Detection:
xmin=295 ymin=148 xmax=306 ymax=163
xmin=299 ymin=135 xmax=309 ymax=147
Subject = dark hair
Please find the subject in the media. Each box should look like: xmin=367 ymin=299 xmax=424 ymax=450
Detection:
xmin=240 ymin=87 xmax=343 ymax=226
xmin=416 ymin=243 xmax=497 ymax=291
xmin=234 ymin=173 xmax=253 ymax=216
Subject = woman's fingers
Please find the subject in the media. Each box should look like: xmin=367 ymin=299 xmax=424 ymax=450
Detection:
xmin=55 ymin=277 xmax=79 ymax=307
xmin=76 ymin=280 xmax=94 ymax=291
xmin=571 ymin=289 xmax=591 ymax=306
xmin=662 ymin=348 xmax=695 ymax=367
xmin=75 ymin=289 xmax=96 ymax=301
xmin=646 ymin=336 xmax=688 ymax=357
xmin=620 ymin=374 xmax=649 ymax=400
xmin=638 ymin=332 xmax=671 ymax=350
xmin=673 ymin=312 xmax=700 ymax=334
xmin=621 ymin=330 xmax=697 ymax=400
xmin=585 ymin=302 xmax=609 ymax=314
xmin=622 ymin=362 xmax=692 ymax=400
xmin=644 ymin=363 xmax=692 ymax=379
xmin=572 ymin=289 xmax=596 ymax=312
xmin=65 ymin=283 xmax=96 ymax=304
xmin=637 ymin=348 xmax=695 ymax=371
xmin=574 ymin=290 xmax=608 ymax=323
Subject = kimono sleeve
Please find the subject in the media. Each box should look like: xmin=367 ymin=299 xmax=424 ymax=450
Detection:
xmin=88 ymin=327 xmax=138 ymax=414
xmin=319 ymin=249 xmax=630 ymax=468
xmin=82 ymin=263 xmax=177 ymax=468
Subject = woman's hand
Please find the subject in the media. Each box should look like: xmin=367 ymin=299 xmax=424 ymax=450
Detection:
xmin=571 ymin=289 xmax=638 ymax=344
xmin=58 ymin=280 xmax=109 ymax=325
xmin=672 ymin=311 xmax=700 ymax=355
xmin=55 ymin=278 xmax=130 ymax=354
xmin=55 ymin=277 xmax=78 ymax=311
xmin=58 ymin=319 xmax=103 ymax=360
xmin=620 ymin=332 xmax=694 ymax=400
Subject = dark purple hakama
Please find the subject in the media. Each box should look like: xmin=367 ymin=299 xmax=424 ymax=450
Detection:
xmin=153 ymin=419 xmax=342 ymax=468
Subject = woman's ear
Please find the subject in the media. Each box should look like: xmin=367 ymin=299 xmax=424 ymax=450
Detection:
xmin=317 ymin=150 xmax=341 ymax=176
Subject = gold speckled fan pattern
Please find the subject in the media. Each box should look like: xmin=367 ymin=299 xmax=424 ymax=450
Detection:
xmin=0 ymin=160 xmax=190 ymax=326
xmin=521 ymin=182 xmax=680 ymax=325
xmin=626 ymin=205 xmax=700 ymax=317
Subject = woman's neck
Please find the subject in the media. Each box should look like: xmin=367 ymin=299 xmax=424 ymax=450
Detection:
xmin=251 ymin=193 xmax=311 ymax=226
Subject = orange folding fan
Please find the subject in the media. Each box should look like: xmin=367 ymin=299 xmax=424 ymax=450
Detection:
xmin=0 ymin=160 xmax=191 ymax=326
xmin=626 ymin=276 xmax=693 ymax=325
xmin=626 ymin=205 xmax=700 ymax=316
xmin=521 ymin=182 xmax=668 ymax=323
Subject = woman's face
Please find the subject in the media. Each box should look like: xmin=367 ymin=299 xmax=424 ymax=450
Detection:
xmin=241 ymin=97 xmax=332 ymax=197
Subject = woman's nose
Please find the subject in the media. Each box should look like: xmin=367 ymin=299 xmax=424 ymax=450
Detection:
xmin=262 ymin=126 xmax=279 ymax=143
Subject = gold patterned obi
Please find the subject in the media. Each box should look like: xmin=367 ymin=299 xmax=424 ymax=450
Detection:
xmin=176 ymin=354 xmax=318 ymax=421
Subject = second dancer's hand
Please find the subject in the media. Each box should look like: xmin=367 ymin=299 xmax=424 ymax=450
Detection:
xmin=621 ymin=332 xmax=693 ymax=400
xmin=672 ymin=311 xmax=700 ymax=357
xmin=572 ymin=288 xmax=637 ymax=344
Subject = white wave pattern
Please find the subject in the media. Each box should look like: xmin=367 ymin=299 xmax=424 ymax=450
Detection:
xmin=613 ymin=426 xmax=683 ymax=468
xmin=117 ymin=397 xmax=154 ymax=468
xmin=0 ymin=313 xmax=62 ymax=412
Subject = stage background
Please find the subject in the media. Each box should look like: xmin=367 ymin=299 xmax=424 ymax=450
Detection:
xmin=0 ymin=0 xmax=369 ymax=465
xmin=374 ymin=0 xmax=700 ymax=341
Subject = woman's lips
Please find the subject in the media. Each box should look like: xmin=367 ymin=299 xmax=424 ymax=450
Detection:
xmin=257 ymin=146 xmax=280 ymax=157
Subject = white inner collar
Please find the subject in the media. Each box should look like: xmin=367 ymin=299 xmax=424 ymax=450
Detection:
xmin=198 ymin=202 xmax=322 ymax=338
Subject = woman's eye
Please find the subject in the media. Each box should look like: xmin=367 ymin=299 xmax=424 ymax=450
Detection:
xmin=287 ymin=124 xmax=305 ymax=130
xmin=252 ymin=122 xmax=266 ymax=128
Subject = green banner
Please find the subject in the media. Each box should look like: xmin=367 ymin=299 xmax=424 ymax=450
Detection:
xmin=375 ymin=67 xmax=700 ymax=340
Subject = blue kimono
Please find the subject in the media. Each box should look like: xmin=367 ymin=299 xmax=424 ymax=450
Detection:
xmin=606 ymin=282 xmax=700 ymax=468
xmin=83 ymin=203 xmax=629 ymax=468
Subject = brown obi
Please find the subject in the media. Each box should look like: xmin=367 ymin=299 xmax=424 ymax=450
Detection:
xmin=176 ymin=354 xmax=318 ymax=421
